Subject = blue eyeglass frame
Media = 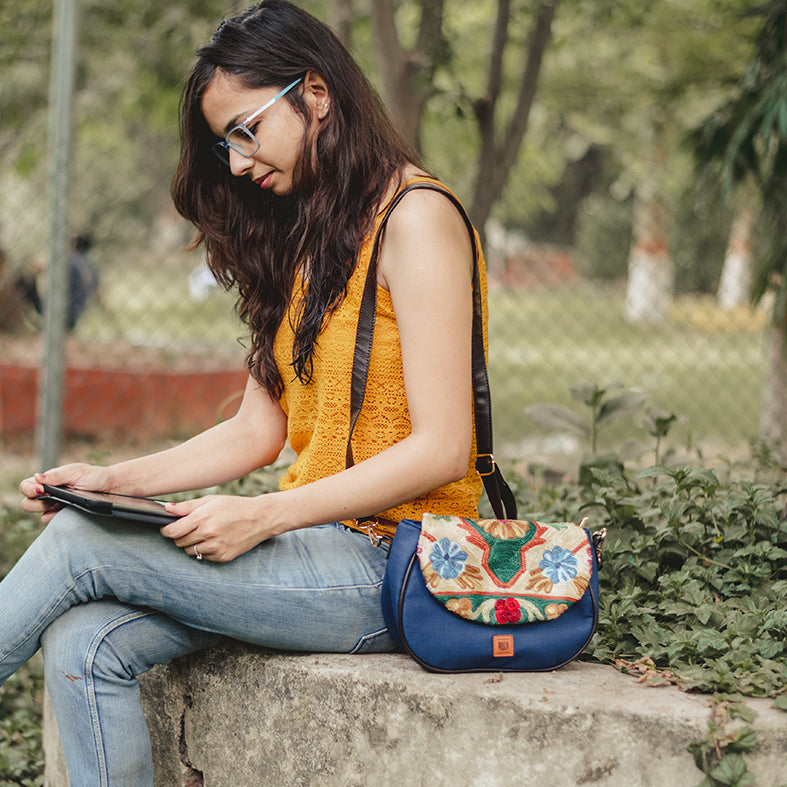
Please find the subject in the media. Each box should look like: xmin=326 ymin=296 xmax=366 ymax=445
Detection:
xmin=212 ymin=77 xmax=303 ymax=166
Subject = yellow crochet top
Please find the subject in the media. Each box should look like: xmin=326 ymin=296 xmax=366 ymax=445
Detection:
xmin=273 ymin=177 xmax=487 ymax=528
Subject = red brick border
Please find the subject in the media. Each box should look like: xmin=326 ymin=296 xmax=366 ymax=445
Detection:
xmin=0 ymin=363 xmax=247 ymax=441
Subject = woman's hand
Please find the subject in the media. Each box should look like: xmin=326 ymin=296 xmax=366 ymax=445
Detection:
xmin=160 ymin=494 xmax=278 ymax=563
xmin=19 ymin=463 xmax=113 ymax=524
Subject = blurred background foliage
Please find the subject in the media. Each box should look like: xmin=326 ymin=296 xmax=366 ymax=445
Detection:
xmin=0 ymin=0 xmax=759 ymax=275
xmin=1 ymin=0 xmax=785 ymax=465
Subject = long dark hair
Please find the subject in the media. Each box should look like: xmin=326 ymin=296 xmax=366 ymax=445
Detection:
xmin=171 ymin=0 xmax=421 ymax=396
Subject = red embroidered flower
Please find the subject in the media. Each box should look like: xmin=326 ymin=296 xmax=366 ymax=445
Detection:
xmin=494 ymin=597 xmax=521 ymax=624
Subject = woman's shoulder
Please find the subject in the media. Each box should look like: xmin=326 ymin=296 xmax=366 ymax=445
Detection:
xmin=375 ymin=169 xmax=475 ymax=289
xmin=384 ymin=171 xmax=470 ymax=242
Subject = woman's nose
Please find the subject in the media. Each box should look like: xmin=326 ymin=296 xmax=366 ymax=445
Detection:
xmin=229 ymin=148 xmax=255 ymax=177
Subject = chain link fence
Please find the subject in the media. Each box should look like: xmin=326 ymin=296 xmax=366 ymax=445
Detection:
xmin=1 ymin=213 xmax=766 ymax=469
xmin=0 ymin=1 xmax=769 ymax=477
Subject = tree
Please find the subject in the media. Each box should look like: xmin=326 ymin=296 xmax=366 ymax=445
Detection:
xmin=528 ymin=1 xmax=756 ymax=321
xmin=0 ymin=0 xmax=238 ymax=264
xmin=625 ymin=172 xmax=673 ymax=324
xmin=332 ymin=0 xmax=354 ymax=47
xmin=368 ymin=0 xmax=558 ymax=247
xmin=716 ymin=199 xmax=755 ymax=309
xmin=368 ymin=0 xmax=449 ymax=151
xmin=693 ymin=0 xmax=787 ymax=456
xmin=468 ymin=0 xmax=557 ymax=244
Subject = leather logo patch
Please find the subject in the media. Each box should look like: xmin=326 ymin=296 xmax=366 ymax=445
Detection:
xmin=492 ymin=634 xmax=514 ymax=658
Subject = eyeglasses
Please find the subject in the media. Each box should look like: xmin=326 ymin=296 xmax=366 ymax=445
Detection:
xmin=212 ymin=77 xmax=303 ymax=167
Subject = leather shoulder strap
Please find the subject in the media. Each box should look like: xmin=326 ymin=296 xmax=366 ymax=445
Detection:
xmin=346 ymin=182 xmax=516 ymax=520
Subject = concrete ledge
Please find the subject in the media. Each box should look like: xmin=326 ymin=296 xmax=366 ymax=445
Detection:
xmin=44 ymin=644 xmax=787 ymax=786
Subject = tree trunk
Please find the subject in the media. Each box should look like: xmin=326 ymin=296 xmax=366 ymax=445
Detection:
xmin=761 ymin=311 xmax=787 ymax=461
xmin=624 ymin=187 xmax=673 ymax=324
xmin=470 ymin=0 xmax=558 ymax=249
xmin=332 ymin=0 xmax=353 ymax=48
xmin=717 ymin=204 xmax=754 ymax=309
xmin=369 ymin=0 xmax=446 ymax=152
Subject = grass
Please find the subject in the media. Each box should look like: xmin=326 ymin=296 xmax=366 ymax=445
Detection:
xmin=485 ymin=282 xmax=767 ymax=457
xmin=77 ymin=269 xmax=773 ymax=486
xmin=76 ymin=258 xmax=244 ymax=347
xmin=72 ymin=264 xmax=769 ymax=460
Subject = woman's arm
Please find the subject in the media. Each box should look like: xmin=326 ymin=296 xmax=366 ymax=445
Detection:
xmin=163 ymin=188 xmax=476 ymax=560
xmin=19 ymin=374 xmax=287 ymax=519
xmin=105 ymin=375 xmax=287 ymax=495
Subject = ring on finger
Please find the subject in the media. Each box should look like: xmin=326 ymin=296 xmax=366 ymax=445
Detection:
xmin=193 ymin=545 xmax=203 ymax=561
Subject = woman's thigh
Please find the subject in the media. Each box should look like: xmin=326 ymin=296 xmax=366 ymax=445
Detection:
xmin=39 ymin=510 xmax=395 ymax=653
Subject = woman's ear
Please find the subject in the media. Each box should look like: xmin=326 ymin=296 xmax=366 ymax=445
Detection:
xmin=303 ymin=70 xmax=331 ymax=120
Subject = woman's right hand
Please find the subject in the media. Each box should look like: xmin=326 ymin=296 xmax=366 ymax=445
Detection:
xmin=19 ymin=464 xmax=112 ymax=524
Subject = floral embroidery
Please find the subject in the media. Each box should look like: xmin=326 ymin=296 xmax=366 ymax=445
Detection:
xmin=429 ymin=538 xmax=468 ymax=579
xmin=494 ymin=598 xmax=521 ymax=624
xmin=544 ymin=602 xmax=569 ymax=618
xmin=525 ymin=568 xmax=554 ymax=594
xmin=420 ymin=561 xmax=440 ymax=589
xmin=446 ymin=598 xmax=474 ymax=617
xmin=539 ymin=547 xmax=579 ymax=584
xmin=452 ymin=563 xmax=485 ymax=591
xmin=417 ymin=514 xmax=593 ymax=625
xmin=480 ymin=519 xmax=530 ymax=540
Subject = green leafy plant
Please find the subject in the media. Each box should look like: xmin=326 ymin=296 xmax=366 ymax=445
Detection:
xmin=0 ymin=660 xmax=45 ymax=787
xmin=579 ymin=460 xmax=787 ymax=697
xmin=513 ymin=425 xmax=785 ymax=783
xmin=526 ymin=381 xmax=649 ymax=455
xmin=0 ymin=504 xmax=45 ymax=786
xmin=638 ymin=406 xmax=678 ymax=465
xmin=519 ymin=384 xmax=787 ymax=699
xmin=525 ymin=381 xmax=664 ymax=484
xmin=687 ymin=697 xmax=758 ymax=787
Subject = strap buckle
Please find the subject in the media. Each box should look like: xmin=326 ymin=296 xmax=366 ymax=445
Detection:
xmin=591 ymin=527 xmax=607 ymax=570
xmin=475 ymin=453 xmax=496 ymax=477
xmin=355 ymin=517 xmax=390 ymax=547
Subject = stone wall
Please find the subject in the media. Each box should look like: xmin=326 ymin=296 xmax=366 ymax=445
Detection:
xmin=44 ymin=644 xmax=787 ymax=786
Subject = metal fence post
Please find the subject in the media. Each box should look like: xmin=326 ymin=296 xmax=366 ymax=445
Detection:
xmin=36 ymin=0 xmax=79 ymax=470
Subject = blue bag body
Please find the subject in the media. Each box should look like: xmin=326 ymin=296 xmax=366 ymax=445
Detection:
xmin=381 ymin=519 xmax=599 ymax=673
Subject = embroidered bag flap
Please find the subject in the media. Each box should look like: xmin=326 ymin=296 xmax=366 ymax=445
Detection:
xmin=418 ymin=513 xmax=594 ymax=626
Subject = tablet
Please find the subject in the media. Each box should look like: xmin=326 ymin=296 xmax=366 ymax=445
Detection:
xmin=39 ymin=484 xmax=180 ymax=526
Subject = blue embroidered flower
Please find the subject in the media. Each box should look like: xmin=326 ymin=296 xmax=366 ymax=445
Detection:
xmin=429 ymin=538 xmax=468 ymax=579
xmin=539 ymin=547 xmax=579 ymax=584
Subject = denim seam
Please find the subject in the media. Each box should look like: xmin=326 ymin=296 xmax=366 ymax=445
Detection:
xmin=81 ymin=607 xmax=160 ymax=787
xmin=74 ymin=565 xmax=385 ymax=594
xmin=349 ymin=626 xmax=390 ymax=654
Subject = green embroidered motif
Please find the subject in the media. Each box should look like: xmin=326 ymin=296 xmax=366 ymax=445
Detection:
xmin=464 ymin=519 xmax=538 ymax=584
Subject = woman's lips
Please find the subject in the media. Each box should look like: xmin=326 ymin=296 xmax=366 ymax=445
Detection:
xmin=254 ymin=171 xmax=273 ymax=189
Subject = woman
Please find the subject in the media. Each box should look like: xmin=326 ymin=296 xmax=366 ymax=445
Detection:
xmin=5 ymin=1 xmax=488 ymax=783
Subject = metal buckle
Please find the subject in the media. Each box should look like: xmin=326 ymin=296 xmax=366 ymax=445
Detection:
xmin=591 ymin=527 xmax=607 ymax=570
xmin=475 ymin=453 xmax=496 ymax=477
xmin=357 ymin=518 xmax=384 ymax=547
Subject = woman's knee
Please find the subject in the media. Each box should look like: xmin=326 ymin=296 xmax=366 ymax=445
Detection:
xmin=41 ymin=601 xmax=159 ymax=685
xmin=41 ymin=600 xmax=223 ymax=686
xmin=36 ymin=508 xmax=107 ymax=568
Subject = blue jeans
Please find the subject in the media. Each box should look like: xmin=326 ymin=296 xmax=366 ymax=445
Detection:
xmin=0 ymin=508 xmax=395 ymax=785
